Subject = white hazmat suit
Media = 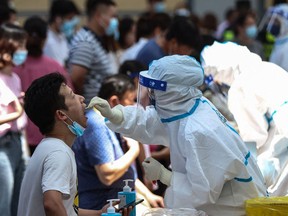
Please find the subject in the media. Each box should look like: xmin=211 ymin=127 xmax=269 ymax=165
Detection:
xmin=88 ymin=55 xmax=267 ymax=216
xmin=201 ymin=41 xmax=288 ymax=196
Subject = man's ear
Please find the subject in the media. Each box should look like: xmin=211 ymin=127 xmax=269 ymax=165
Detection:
xmin=55 ymin=110 xmax=67 ymax=121
xmin=108 ymin=95 xmax=120 ymax=108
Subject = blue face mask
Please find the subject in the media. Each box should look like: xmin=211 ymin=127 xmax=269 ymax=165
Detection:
xmin=153 ymin=2 xmax=166 ymax=13
xmin=13 ymin=50 xmax=28 ymax=66
xmin=61 ymin=16 xmax=80 ymax=40
xmin=68 ymin=121 xmax=85 ymax=137
xmin=269 ymin=24 xmax=281 ymax=37
xmin=105 ymin=17 xmax=119 ymax=40
xmin=63 ymin=114 xmax=85 ymax=137
xmin=245 ymin=25 xmax=258 ymax=39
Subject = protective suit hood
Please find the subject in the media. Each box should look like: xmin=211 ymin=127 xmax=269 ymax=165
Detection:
xmin=140 ymin=55 xmax=204 ymax=119
xmin=200 ymin=41 xmax=262 ymax=86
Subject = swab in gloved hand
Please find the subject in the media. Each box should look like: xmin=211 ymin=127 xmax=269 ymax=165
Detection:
xmin=87 ymin=96 xmax=124 ymax=124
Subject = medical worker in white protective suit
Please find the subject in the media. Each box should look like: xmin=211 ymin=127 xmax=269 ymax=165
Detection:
xmin=87 ymin=55 xmax=267 ymax=216
xmin=259 ymin=3 xmax=288 ymax=71
xmin=201 ymin=41 xmax=288 ymax=196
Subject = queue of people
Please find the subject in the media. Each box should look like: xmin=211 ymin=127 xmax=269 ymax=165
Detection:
xmin=1 ymin=0 xmax=288 ymax=215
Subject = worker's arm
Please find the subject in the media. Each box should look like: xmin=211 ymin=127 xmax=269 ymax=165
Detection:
xmin=105 ymin=105 xmax=170 ymax=146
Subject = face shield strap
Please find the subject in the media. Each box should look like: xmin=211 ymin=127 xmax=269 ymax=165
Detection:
xmin=139 ymin=74 xmax=167 ymax=91
xmin=137 ymin=73 xmax=167 ymax=108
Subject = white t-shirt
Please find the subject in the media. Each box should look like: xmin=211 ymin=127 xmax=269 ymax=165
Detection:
xmin=120 ymin=38 xmax=148 ymax=64
xmin=17 ymin=138 xmax=77 ymax=216
xmin=44 ymin=29 xmax=69 ymax=67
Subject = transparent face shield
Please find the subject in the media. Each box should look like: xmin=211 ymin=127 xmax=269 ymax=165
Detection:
xmin=137 ymin=71 xmax=167 ymax=108
xmin=258 ymin=9 xmax=282 ymax=37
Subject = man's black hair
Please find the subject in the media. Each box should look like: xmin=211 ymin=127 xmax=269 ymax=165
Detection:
xmin=49 ymin=0 xmax=80 ymax=23
xmin=24 ymin=73 xmax=68 ymax=134
xmin=86 ymin=0 xmax=116 ymax=19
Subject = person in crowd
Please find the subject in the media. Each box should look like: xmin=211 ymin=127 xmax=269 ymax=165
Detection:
xmin=0 ymin=5 xmax=10 ymax=25
xmin=263 ymin=3 xmax=288 ymax=71
xmin=0 ymin=23 xmax=27 ymax=216
xmin=136 ymin=12 xmax=171 ymax=67
xmin=138 ymin=16 xmax=204 ymax=196
xmin=120 ymin=14 xmax=153 ymax=64
xmin=144 ymin=0 xmax=166 ymax=16
xmin=73 ymin=74 xmax=164 ymax=214
xmin=164 ymin=16 xmax=203 ymax=62
xmin=18 ymin=72 xmax=131 ymax=216
xmin=117 ymin=16 xmax=136 ymax=62
xmin=44 ymin=0 xmax=80 ymax=67
xmin=0 ymin=5 xmax=15 ymax=25
xmin=87 ymin=55 xmax=267 ymax=216
xmin=173 ymin=1 xmax=191 ymax=18
xmin=68 ymin=0 xmax=118 ymax=104
xmin=118 ymin=60 xmax=147 ymax=88
xmin=233 ymin=11 xmax=264 ymax=59
xmin=201 ymin=41 xmax=288 ymax=196
xmin=199 ymin=12 xmax=219 ymax=47
xmin=215 ymin=8 xmax=239 ymax=40
xmin=235 ymin=0 xmax=252 ymax=15
xmin=14 ymin=16 xmax=72 ymax=155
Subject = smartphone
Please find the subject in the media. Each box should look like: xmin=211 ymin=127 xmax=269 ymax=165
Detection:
xmin=117 ymin=199 xmax=144 ymax=212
